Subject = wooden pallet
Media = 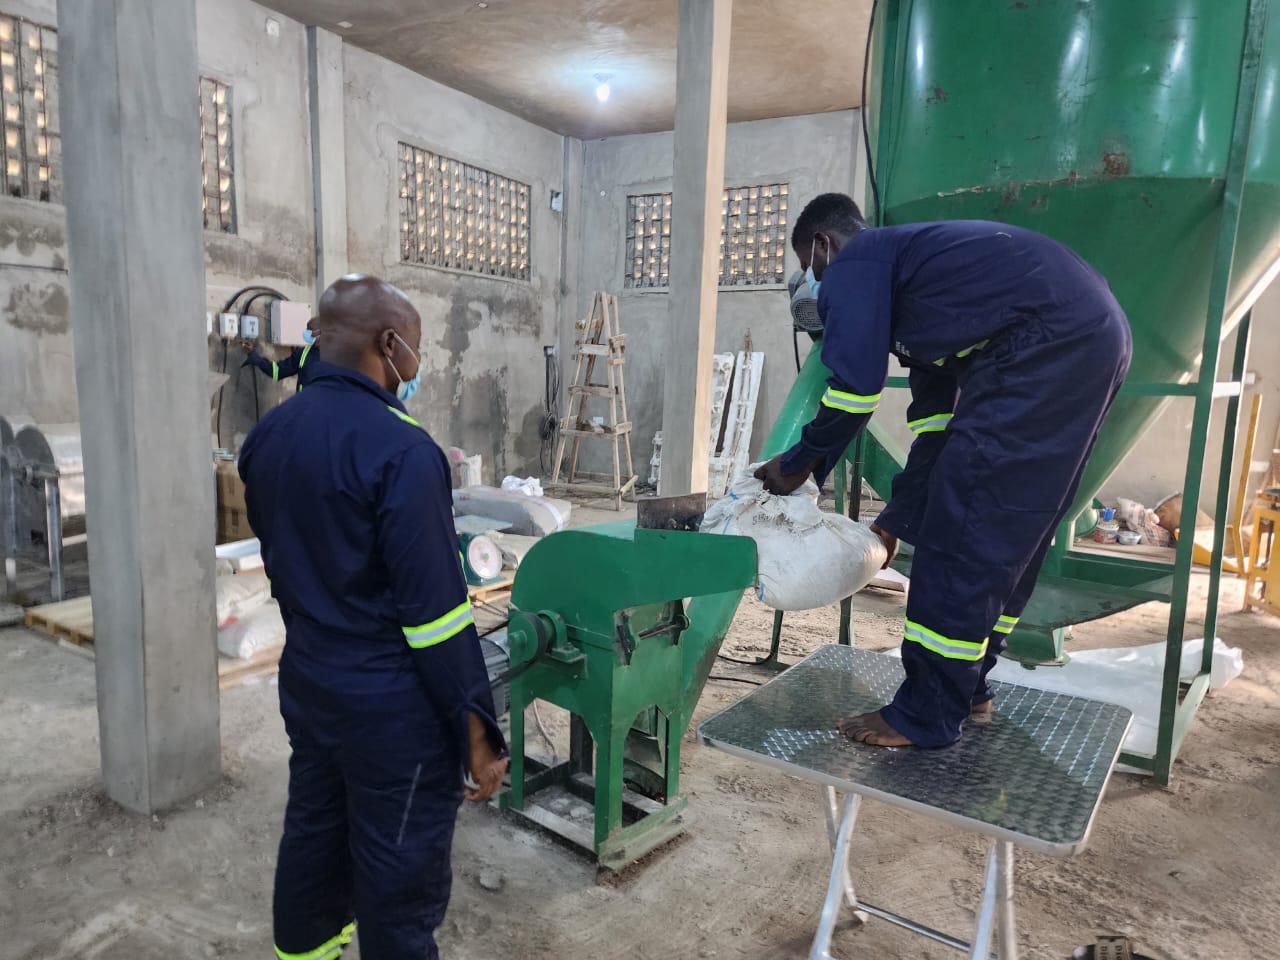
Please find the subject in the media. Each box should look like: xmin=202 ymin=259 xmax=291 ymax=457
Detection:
xmin=24 ymin=594 xmax=283 ymax=689
xmin=469 ymin=577 xmax=515 ymax=605
xmin=24 ymin=595 xmax=94 ymax=649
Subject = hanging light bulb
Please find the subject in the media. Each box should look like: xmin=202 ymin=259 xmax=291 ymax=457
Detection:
xmin=594 ymin=73 xmax=612 ymax=103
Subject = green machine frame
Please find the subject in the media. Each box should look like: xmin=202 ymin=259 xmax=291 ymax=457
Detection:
xmin=762 ymin=0 xmax=1271 ymax=785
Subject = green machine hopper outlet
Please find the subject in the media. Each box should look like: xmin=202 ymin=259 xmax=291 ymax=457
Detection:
xmin=499 ymin=496 xmax=756 ymax=869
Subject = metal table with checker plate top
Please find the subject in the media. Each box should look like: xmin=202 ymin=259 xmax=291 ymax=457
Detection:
xmin=698 ymin=646 xmax=1133 ymax=959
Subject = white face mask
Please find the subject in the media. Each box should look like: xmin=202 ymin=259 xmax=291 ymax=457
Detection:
xmin=807 ymin=235 xmax=830 ymax=298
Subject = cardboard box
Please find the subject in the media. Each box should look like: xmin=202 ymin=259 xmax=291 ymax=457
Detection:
xmin=215 ymin=459 xmax=251 ymax=544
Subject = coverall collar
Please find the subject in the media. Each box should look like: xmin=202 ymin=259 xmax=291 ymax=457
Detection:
xmin=304 ymin=360 xmax=412 ymax=414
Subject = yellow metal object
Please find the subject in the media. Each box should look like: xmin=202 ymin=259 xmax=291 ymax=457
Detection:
xmin=1243 ymin=491 xmax=1280 ymax=616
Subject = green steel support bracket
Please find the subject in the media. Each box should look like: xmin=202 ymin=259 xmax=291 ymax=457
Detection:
xmin=1150 ymin=0 xmax=1267 ymax=784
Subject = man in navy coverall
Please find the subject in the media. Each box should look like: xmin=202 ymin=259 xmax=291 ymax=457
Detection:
xmin=242 ymin=316 xmax=321 ymax=392
xmin=240 ymin=275 xmax=508 ymax=959
xmin=756 ymin=194 xmax=1131 ymax=749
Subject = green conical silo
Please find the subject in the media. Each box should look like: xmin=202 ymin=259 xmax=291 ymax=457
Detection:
xmin=865 ymin=0 xmax=1280 ymax=523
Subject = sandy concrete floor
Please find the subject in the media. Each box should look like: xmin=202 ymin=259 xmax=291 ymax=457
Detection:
xmin=3 ymin=523 xmax=1279 ymax=959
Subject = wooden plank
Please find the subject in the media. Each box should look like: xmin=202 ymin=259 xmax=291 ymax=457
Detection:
xmin=569 ymin=384 xmax=615 ymax=397
xmin=217 ymin=644 xmax=284 ymax=690
xmin=561 ymin=423 xmax=632 ymax=437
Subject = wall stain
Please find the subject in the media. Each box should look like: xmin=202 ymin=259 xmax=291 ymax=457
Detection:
xmin=5 ymin=280 xmax=69 ymax=335
xmin=0 ymin=216 xmax=66 ymax=258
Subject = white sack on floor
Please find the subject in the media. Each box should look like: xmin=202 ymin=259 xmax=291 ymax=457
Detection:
xmin=215 ymin=572 xmax=270 ymax=627
xmin=701 ymin=468 xmax=888 ymax=611
xmin=453 ymin=486 xmax=571 ymax=537
xmin=218 ymin=598 xmax=286 ymax=660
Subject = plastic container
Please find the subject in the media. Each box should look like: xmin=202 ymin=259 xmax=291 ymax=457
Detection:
xmin=1092 ymin=508 xmax=1120 ymax=544
xmin=1118 ymin=529 xmax=1142 ymax=546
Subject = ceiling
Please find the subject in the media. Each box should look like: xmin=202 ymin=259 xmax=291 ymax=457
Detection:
xmin=263 ymin=0 xmax=872 ymax=139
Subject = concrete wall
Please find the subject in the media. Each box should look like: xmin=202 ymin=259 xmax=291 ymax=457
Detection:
xmin=575 ymin=111 xmax=860 ymax=479
xmin=342 ymin=46 xmax=565 ymax=480
xmin=199 ymin=0 xmax=316 ymax=451
xmin=0 ymin=0 xmax=314 ymax=445
xmin=0 ymin=0 xmax=69 ymax=424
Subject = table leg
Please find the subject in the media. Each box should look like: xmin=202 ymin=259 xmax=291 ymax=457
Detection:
xmin=821 ymin=786 xmax=861 ymax=909
xmin=810 ymin=791 xmax=859 ymax=960
xmin=996 ymin=841 xmax=1018 ymax=960
xmin=969 ymin=844 xmax=999 ymax=960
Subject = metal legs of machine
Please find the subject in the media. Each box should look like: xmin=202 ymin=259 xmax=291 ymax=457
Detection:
xmin=499 ymin=504 xmax=756 ymax=869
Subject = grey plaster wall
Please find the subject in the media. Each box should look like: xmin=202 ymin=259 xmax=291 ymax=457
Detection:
xmin=0 ymin=0 xmax=316 ymax=448
xmin=198 ymin=0 xmax=316 ymax=451
xmin=0 ymin=0 xmax=70 ymax=424
xmin=574 ymin=111 xmax=859 ymax=478
xmin=342 ymin=45 xmax=565 ymax=481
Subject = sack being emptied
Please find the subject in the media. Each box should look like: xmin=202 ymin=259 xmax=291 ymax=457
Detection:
xmin=700 ymin=466 xmax=887 ymax=611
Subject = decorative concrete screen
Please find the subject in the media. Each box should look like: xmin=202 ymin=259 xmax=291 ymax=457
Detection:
xmin=0 ymin=14 xmax=58 ymax=203
xmin=199 ymin=76 xmax=235 ymax=233
xmin=398 ymin=142 xmax=531 ymax=281
xmin=625 ymin=182 xmax=789 ymax=289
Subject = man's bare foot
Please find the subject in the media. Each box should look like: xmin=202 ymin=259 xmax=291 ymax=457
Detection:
xmin=836 ymin=710 xmax=915 ymax=747
xmin=970 ymin=700 xmax=994 ymax=724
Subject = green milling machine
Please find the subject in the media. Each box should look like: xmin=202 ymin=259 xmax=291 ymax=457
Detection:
xmin=499 ymin=0 xmax=1280 ymax=867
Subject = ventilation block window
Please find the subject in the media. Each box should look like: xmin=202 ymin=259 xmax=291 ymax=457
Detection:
xmin=625 ymin=192 xmax=671 ymax=289
xmin=398 ymin=143 xmax=531 ymax=281
xmin=199 ymin=76 xmax=235 ymax=233
xmin=0 ymin=15 xmax=59 ymax=203
xmin=719 ymin=182 xmax=788 ymax=286
xmin=625 ymin=182 xmax=790 ymax=289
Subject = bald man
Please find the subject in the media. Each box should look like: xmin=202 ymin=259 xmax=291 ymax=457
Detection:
xmin=239 ymin=275 xmax=507 ymax=960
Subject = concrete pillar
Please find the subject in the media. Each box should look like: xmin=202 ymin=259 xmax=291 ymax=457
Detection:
xmin=57 ymin=0 xmax=221 ymax=812
xmin=307 ymin=26 xmax=349 ymax=298
xmin=659 ymin=0 xmax=732 ymax=497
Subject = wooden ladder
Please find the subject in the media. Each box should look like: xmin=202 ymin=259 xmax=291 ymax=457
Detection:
xmin=547 ymin=292 xmax=637 ymax=510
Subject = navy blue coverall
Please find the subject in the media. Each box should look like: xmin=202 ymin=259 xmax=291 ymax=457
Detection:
xmin=780 ymin=220 xmax=1131 ymax=747
xmin=239 ymin=361 xmax=504 ymax=960
xmin=244 ymin=343 xmax=319 ymax=392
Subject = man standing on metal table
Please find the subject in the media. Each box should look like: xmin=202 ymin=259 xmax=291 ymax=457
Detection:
xmin=240 ymin=275 xmax=507 ymax=959
xmin=755 ymin=193 xmax=1131 ymax=749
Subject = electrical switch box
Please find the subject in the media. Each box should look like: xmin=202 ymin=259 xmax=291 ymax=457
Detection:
xmin=270 ymin=300 xmax=312 ymax=346
xmin=241 ymin=314 xmax=260 ymax=339
xmin=219 ymin=312 xmax=240 ymax=339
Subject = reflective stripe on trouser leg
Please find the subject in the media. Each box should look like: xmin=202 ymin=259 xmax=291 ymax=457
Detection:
xmin=274 ymin=684 xmax=356 ymax=960
xmin=275 ymin=923 xmax=355 ymax=960
xmin=991 ymin=614 xmax=1019 ymax=635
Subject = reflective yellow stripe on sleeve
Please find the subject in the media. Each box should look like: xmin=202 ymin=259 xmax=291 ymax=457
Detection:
xmin=275 ymin=923 xmax=355 ymax=960
xmin=820 ymin=387 xmax=881 ymax=415
xmin=270 ymin=360 xmax=280 ymax=381
xmin=903 ymin=618 xmax=988 ymax=661
xmin=992 ymin=614 xmax=1020 ymax=635
xmin=300 ymin=343 xmax=314 ymax=366
xmin=403 ymin=599 xmax=474 ymax=649
xmin=908 ymin=413 xmax=953 ymax=435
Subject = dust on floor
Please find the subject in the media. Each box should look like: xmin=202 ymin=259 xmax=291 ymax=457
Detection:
xmin=2 ymin=573 xmax=1278 ymax=960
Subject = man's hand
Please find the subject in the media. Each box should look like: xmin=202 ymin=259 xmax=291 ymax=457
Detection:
xmin=240 ymin=339 xmax=255 ymax=354
xmin=754 ymin=456 xmax=812 ymax=496
xmin=869 ymin=522 xmax=899 ymax=569
xmin=465 ymin=712 xmax=508 ymax=802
